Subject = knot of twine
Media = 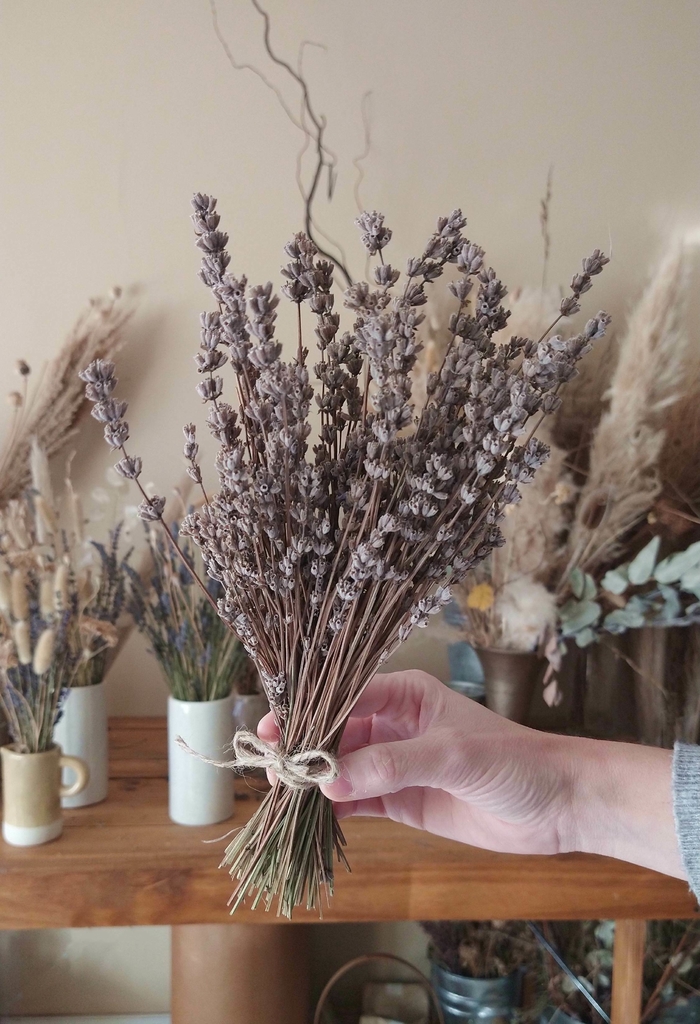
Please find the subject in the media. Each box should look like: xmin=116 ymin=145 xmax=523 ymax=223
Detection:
xmin=176 ymin=728 xmax=340 ymax=791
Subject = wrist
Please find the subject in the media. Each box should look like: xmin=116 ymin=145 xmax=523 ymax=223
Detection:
xmin=556 ymin=733 xmax=684 ymax=879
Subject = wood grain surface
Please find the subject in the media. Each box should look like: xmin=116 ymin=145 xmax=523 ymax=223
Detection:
xmin=0 ymin=718 xmax=696 ymax=929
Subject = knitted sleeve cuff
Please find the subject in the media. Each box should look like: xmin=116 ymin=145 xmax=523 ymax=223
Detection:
xmin=673 ymin=741 xmax=700 ymax=896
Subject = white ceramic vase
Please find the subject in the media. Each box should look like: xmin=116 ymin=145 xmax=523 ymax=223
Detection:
xmin=232 ymin=692 xmax=269 ymax=733
xmin=168 ymin=693 xmax=235 ymax=826
xmin=53 ymin=681 xmax=109 ymax=808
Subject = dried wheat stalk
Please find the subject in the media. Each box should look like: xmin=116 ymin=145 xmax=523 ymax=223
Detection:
xmin=0 ymin=289 xmax=131 ymax=507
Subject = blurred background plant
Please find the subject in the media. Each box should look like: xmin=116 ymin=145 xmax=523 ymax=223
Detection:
xmin=126 ymin=517 xmax=256 ymax=702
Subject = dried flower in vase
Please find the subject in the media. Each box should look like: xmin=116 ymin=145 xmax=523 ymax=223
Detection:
xmin=0 ymin=499 xmax=81 ymax=753
xmin=422 ymin=919 xmax=537 ymax=980
xmin=126 ymin=519 xmax=251 ymax=702
xmin=81 ymin=195 xmax=608 ymax=916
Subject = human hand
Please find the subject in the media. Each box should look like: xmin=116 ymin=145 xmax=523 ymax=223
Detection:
xmin=258 ymin=669 xmax=683 ymax=877
xmin=259 ymin=669 xmax=571 ymax=855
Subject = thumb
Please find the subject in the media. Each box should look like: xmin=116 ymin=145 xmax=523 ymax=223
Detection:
xmin=321 ymin=729 xmax=461 ymax=802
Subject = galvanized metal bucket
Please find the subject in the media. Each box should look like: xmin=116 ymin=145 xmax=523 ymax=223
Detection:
xmin=431 ymin=962 xmax=522 ymax=1022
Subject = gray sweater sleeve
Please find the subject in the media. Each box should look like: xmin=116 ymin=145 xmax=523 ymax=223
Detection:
xmin=673 ymin=742 xmax=700 ymax=896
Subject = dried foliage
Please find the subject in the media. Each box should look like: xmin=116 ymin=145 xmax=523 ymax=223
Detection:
xmin=565 ymin=239 xmax=695 ymax=578
xmin=126 ymin=520 xmax=252 ymax=702
xmin=81 ymin=194 xmax=608 ymax=916
xmin=0 ymin=290 xmax=131 ymax=508
xmin=422 ymin=919 xmax=537 ymax=980
xmin=0 ymin=442 xmax=131 ymax=751
xmin=439 ymin=289 xmax=578 ymax=652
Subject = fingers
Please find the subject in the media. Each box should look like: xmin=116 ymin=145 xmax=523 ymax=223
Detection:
xmin=350 ymin=670 xmax=444 ymax=720
xmin=321 ymin=728 xmax=464 ymax=803
xmin=257 ymin=711 xmax=279 ymax=743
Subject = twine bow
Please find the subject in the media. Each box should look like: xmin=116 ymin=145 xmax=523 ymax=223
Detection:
xmin=176 ymin=727 xmax=340 ymax=791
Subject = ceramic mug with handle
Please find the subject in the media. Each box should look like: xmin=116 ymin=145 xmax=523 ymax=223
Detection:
xmin=0 ymin=743 xmax=89 ymax=846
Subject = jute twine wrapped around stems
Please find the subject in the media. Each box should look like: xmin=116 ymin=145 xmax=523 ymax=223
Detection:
xmin=176 ymin=729 xmax=340 ymax=791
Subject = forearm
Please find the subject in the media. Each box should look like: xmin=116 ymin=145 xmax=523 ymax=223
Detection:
xmin=556 ymin=734 xmax=685 ymax=880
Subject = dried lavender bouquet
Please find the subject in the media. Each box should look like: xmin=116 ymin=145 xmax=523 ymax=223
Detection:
xmin=81 ymin=195 xmax=608 ymax=917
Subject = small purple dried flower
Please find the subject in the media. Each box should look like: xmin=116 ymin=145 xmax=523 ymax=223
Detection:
xmin=137 ymin=495 xmax=166 ymax=522
xmin=114 ymin=455 xmax=142 ymax=480
xmin=355 ymin=211 xmax=392 ymax=255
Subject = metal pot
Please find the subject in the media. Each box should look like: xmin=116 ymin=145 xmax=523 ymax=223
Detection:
xmin=431 ymin=962 xmax=522 ymax=1022
xmin=475 ymin=647 xmax=544 ymax=724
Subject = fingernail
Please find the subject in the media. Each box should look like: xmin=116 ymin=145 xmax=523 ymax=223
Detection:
xmin=324 ymin=768 xmax=353 ymax=799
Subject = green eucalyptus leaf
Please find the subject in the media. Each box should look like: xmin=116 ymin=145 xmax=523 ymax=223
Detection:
xmin=569 ymin=567 xmax=585 ymax=600
xmin=627 ymin=536 xmax=661 ymax=586
xmin=654 ymin=541 xmax=700 ymax=584
xmin=604 ymin=607 xmax=646 ymax=633
xmin=656 ymin=584 xmax=682 ymax=622
xmin=560 ymin=600 xmax=602 ymax=637
xmin=574 ymin=627 xmax=596 ymax=648
xmin=582 ymin=573 xmax=597 ymax=601
xmin=680 ymin=566 xmax=700 ymax=599
xmin=601 ymin=567 xmax=629 ymax=595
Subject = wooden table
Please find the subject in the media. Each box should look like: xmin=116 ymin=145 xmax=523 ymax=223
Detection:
xmin=1 ymin=718 xmax=697 ymax=1022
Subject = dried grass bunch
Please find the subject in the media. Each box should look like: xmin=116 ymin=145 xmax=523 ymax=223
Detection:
xmin=126 ymin=519 xmax=253 ymax=702
xmin=0 ymin=289 xmax=131 ymax=508
xmin=422 ymin=919 xmax=537 ymax=980
xmin=564 ymin=238 xmax=700 ymax=579
xmin=81 ymin=194 xmax=608 ymax=916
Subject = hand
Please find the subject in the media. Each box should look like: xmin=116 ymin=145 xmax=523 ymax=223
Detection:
xmin=258 ymin=669 xmax=684 ymax=878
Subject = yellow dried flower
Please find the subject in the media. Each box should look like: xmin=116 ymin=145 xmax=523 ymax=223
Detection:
xmin=32 ymin=628 xmax=55 ymax=676
xmin=13 ymin=620 xmax=31 ymax=665
xmin=466 ymin=582 xmax=495 ymax=612
xmin=80 ymin=616 xmax=118 ymax=647
xmin=553 ymin=481 xmax=576 ymax=506
xmin=10 ymin=570 xmax=29 ymax=620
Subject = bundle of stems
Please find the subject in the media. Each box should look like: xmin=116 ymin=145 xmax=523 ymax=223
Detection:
xmin=81 ymin=196 xmax=609 ymax=916
xmin=126 ymin=520 xmax=251 ymax=701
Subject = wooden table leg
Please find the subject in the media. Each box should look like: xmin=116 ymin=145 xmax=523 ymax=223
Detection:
xmin=171 ymin=923 xmax=310 ymax=1024
xmin=611 ymin=919 xmax=646 ymax=1024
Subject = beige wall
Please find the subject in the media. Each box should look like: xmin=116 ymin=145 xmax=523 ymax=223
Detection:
xmin=1 ymin=0 xmax=700 ymax=1016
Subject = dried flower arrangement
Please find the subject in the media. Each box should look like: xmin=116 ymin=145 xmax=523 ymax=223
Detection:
xmin=126 ymin=519 xmax=252 ymax=702
xmin=541 ymin=919 xmax=700 ymax=1023
xmin=80 ymin=194 xmax=609 ymax=915
xmin=540 ymin=921 xmax=613 ymax=1023
xmin=0 ymin=441 xmax=131 ymax=750
xmin=0 ymin=497 xmax=81 ymax=753
xmin=422 ymin=919 xmax=536 ymax=980
xmin=0 ymin=289 xmax=131 ymax=508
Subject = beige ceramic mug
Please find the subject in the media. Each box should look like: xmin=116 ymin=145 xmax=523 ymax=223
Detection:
xmin=1 ymin=743 xmax=89 ymax=847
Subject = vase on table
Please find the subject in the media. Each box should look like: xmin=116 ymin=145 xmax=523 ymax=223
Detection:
xmin=53 ymin=680 xmax=109 ymax=808
xmin=475 ymin=647 xmax=544 ymax=724
xmin=431 ymin=961 xmax=523 ymax=1023
xmin=168 ymin=693 xmax=236 ymax=826
xmin=1 ymin=743 xmax=88 ymax=847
